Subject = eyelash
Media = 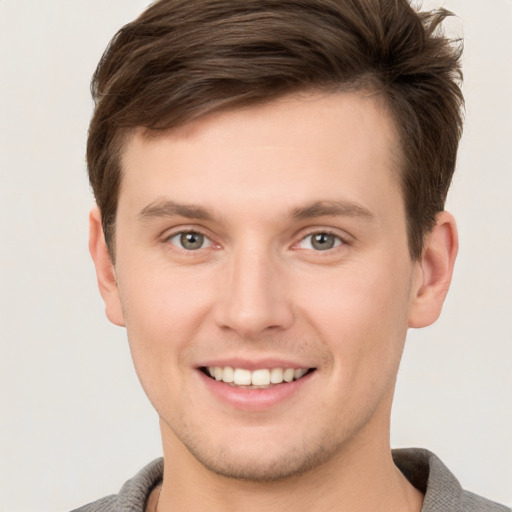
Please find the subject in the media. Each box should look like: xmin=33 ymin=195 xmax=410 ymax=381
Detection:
xmin=166 ymin=229 xmax=214 ymax=251
xmin=165 ymin=227 xmax=349 ymax=254
xmin=295 ymin=230 xmax=347 ymax=252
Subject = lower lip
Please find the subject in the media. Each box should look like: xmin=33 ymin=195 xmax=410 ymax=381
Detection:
xmin=198 ymin=370 xmax=314 ymax=411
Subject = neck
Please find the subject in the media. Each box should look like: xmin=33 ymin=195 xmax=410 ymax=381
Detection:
xmin=155 ymin=420 xmax=423 ymax=512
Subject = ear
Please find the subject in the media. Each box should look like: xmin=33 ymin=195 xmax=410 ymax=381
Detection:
xmin=408 ymin=211 xmax=458 ymax=328
xmin=88 ymin=207 xmax=125 ymax=326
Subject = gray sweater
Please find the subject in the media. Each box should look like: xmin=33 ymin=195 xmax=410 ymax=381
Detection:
xmin=71 ymin=448 xmax=510 ymax=511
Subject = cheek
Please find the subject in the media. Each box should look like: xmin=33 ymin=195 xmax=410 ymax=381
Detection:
xmin=119 ymin=257 xmax=215 ymax=333
xmin=295 ymin=261 xmax=412 ymax=374
xmin=116 ymin=263 xmax=216 ymax=390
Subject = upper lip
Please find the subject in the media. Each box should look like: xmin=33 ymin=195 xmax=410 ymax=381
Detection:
xmin=197 ymin=358 xmax=316 ymax=371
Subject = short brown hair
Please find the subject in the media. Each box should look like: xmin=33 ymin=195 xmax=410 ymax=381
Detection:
xmin=87 ymin=0 xmax=464 ymax=259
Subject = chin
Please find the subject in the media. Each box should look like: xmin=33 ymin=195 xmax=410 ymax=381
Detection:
xmin=180 ymin=428 xmax=339 ymax=482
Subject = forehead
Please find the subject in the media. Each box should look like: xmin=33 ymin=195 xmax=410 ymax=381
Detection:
xmin=118 ymin=91 xmax=402 ymax=222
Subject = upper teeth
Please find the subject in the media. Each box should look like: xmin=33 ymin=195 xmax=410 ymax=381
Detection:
xmin=207 ymin=367 xmax=309 ymax=386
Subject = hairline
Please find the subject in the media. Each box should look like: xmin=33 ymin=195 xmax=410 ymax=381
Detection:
xmin=104 ymin=85 xmax=415 ymax=263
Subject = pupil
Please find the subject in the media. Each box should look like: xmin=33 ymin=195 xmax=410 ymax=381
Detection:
xmin=180 ymin=232 xmax=203 ymax=250
xmin=312 ymin=233 xmax=334 ymax=250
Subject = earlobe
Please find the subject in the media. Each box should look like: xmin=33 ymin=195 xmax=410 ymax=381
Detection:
xmin=408 ymin=211 xmax=458 ymax=328
xmin=88 ymin=207 xmax=125 ymax=327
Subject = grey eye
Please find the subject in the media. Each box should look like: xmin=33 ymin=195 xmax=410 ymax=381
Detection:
xmin=169 ymin=231 xmax=211 ymax=250
xmin=299 ymin=232 xmax=342 ymax=251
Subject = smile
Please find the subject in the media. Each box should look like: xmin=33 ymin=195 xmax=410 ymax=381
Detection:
xmin=201 ymin=366 xmax=315 ymax=388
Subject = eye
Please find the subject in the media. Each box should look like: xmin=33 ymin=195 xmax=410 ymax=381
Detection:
xmin=168 ymin=231 xmax=212 ymax=251
xmin=298 ymin=232 xmax=343 ymax=251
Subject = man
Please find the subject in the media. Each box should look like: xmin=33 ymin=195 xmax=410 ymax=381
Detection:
xmin=75 ymin=0 xmax=509 ymax=511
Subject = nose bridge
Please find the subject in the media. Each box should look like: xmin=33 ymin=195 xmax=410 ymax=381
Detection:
xmin=216 ymin=240 xmax=293 ymax=336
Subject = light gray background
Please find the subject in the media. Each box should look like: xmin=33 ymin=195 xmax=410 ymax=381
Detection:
xmin=0 ymin=1 xmax=510 ymax=510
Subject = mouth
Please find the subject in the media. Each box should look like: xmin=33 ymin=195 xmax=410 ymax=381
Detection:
xmin=199 ymin=366 xmax=316 ymax=389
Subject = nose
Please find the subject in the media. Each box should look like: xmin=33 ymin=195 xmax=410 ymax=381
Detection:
xmin=214 ymin=246 xmax=294 ymax=338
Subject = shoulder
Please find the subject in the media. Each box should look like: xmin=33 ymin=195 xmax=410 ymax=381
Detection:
xmin=69 ymin=458 xmax=164 ymax=512
xmin=460 ymin=490 xmax=511 ymax=512
xmin=70 ymin=495 xmax=117 ymax=512
xmin=393 ymin=448 xmax=510 ymax=512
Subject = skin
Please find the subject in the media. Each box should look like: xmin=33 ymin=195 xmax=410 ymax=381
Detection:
xmin=90 ymin=91 xmax=457 ymax=511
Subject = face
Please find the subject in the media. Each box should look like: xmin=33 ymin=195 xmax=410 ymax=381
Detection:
xmin=94 ymin=92 xmax=429 ymax=480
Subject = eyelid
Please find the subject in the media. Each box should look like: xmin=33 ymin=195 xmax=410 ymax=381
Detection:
xmin=163 ymin=226 xmax=217 ymax=251
xmin=171 ymin=232 xmax=212 ymax=249
xmin=293 ymin=228 xmax=352 ymax=251
xmin=161 ymin=225 xmax=351 ymax=252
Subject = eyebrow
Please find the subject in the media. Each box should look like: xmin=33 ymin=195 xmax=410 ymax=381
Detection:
xmin=290 ymin=200 xmax=375 ymax=221
xmin=137 ymin=200 xmax=215 ymax=221
xmin=137 ymin=199 xmax=375 ymax=223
